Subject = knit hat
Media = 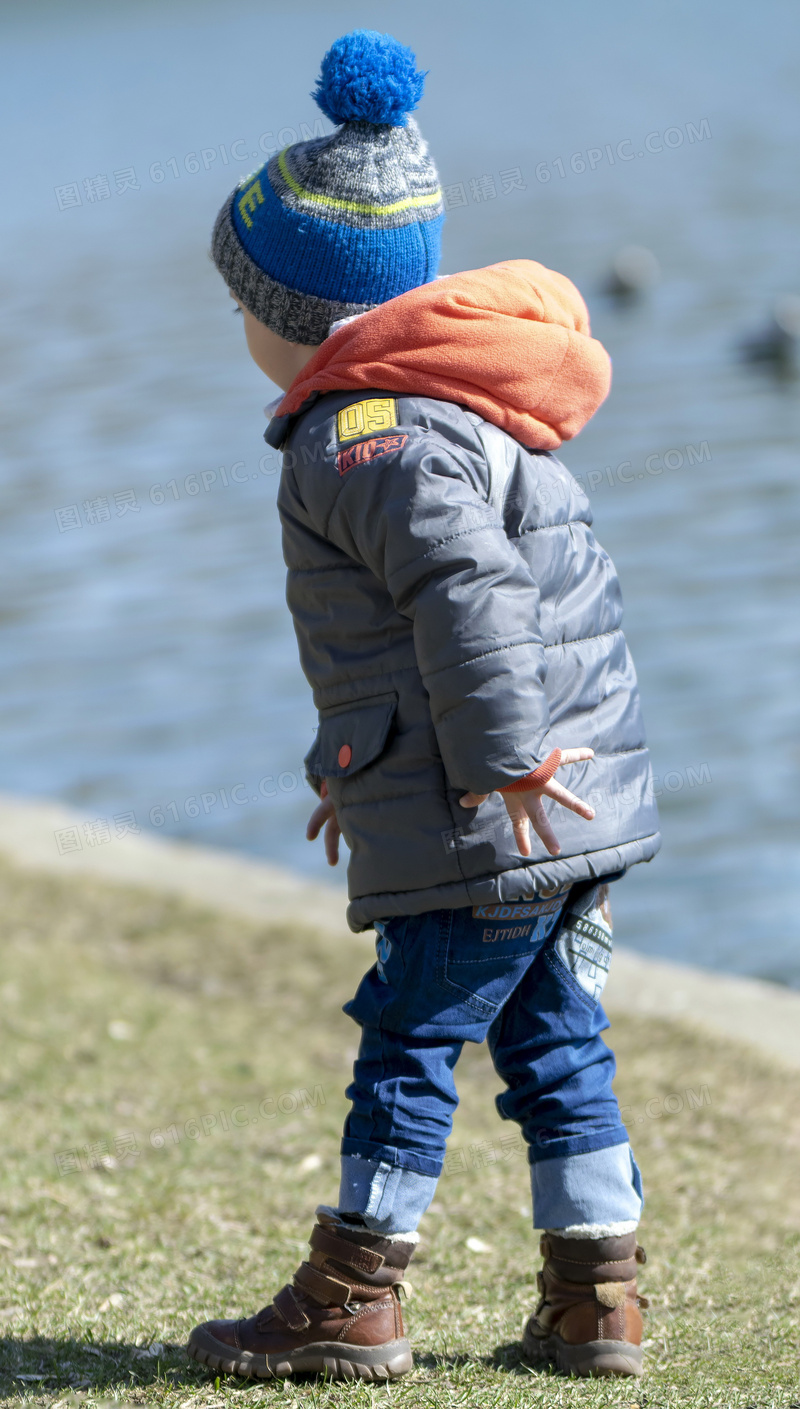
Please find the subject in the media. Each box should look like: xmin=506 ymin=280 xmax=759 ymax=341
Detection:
xmin=211 ymin=31 xmax=444 ymax=345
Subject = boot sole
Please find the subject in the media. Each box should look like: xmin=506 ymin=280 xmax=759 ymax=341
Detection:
xmin=187 ymin=1324 xmax=413 ymax=1381
xmin=522 ymin=1323 xmax=643 ymax=1379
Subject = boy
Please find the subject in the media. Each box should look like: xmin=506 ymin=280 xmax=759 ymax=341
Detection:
xmin=189 ymin=29 xmax=659 ymax=1382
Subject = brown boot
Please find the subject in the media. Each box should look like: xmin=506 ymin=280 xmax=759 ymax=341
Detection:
xmin=187 ymin=1212 xmax=415 ymax=1381
xmin=522 ymin=1231 xmax=648 ymax=1378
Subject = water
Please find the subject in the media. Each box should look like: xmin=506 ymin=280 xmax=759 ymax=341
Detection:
xmin=1 ymin=0 xmax=798 ymax=982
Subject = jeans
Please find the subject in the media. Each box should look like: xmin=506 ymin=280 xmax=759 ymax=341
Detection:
xmin=336 ymin=882 xmax=643 ymax=1234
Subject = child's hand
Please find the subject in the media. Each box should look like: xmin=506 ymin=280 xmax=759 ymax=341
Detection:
xmin=306 ymin=780 xmax=342 ymax=866
xmin=459 ymin=747 xmax=595 ymax=858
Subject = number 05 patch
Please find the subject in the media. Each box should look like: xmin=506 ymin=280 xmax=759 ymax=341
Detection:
xmin=337 ymin=397 xmax=398 ymax=442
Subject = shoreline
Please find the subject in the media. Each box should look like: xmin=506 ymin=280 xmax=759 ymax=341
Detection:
xmin=1 ymin=788 xmax=798 ymax=1071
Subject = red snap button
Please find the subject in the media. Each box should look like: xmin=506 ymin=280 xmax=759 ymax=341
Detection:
xmin=338 ymin=744 xmax=352 ymax=769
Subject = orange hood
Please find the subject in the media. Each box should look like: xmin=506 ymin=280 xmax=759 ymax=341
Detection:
xmin=278 ymin=259 xmax=611 ymax=450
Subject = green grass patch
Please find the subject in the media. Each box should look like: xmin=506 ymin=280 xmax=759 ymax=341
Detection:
xmin=0 ymin=855 xmax=799 ymax=1407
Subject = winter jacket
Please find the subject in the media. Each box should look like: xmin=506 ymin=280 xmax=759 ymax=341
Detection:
xmin=266 ymin=261 xmax=660 ymax=931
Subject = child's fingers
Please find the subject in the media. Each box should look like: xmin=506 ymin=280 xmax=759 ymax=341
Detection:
xmin=557 ymin=747 xmax=594 ymax=767
xmin=542 ymin=778 xmax=595 ymax=819
xmin=307 ymin=796 xmax=335 ymax=841
xmin=504 ymin=798 xmax=532 ymax=856
xmin=525 ymin=795 xmax=561 ymax=856
xmin=324 ymin=816 xmax=340 ymax=866
xmin=506 ymin=795 xmax=562 ymax=855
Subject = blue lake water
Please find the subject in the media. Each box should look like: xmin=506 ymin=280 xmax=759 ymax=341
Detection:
xmin=1 ymin=0 xmax=799 ymax=982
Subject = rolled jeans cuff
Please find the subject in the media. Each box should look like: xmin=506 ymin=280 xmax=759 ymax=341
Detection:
xmin=531 ymin=1141 xmax=644 ymax=1231
xmin=337 ymin=1154 xmax=439 ymax=1235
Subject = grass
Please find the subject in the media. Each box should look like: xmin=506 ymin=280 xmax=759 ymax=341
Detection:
xmin=0 ymin=854 xmax=799 ymax=1408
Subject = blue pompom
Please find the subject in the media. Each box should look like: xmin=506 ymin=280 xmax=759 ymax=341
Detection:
xmin=313 ymin=30 xmax=426 ymax=127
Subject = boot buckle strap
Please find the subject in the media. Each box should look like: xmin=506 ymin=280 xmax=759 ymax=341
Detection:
xmin=294 ymin=1260 xmax=352 ymax=1306
xmin=273 ymin=1284 xmax=310 ymax=1331
xmin=309 ymin=1224 xmax=385 ymax=1274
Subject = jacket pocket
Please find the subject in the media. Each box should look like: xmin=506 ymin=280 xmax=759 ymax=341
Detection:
xmin=305 ymin=693 xmax=398 ymax=781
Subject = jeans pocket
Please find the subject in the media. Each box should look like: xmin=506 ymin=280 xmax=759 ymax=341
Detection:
xmin=436 ymin=906 xmax=562 ymax=1019
xmin=552 ymin=883 xmax=614 ymax=1005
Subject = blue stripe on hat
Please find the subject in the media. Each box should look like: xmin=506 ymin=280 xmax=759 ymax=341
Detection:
xmin=232 ymin=171 xmax=443 ymax=306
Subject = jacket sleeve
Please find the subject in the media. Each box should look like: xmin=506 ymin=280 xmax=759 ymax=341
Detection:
xmin=321 ymin=429 xmax=552 ymax=795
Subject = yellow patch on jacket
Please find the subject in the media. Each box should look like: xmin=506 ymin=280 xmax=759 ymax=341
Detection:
xmin=337 ymin=397 xmax=398 ymax=442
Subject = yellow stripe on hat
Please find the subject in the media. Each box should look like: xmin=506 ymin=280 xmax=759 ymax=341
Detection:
xmin=277 ymin=149 xmax=442 ymax=217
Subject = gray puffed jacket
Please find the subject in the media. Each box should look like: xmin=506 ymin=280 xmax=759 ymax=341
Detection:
xmin=267 ymin=387 xmax=660 ymax=932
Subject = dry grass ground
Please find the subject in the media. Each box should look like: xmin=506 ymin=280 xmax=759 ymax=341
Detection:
xmin=0 ymin=855 xmax=799 ymax=1408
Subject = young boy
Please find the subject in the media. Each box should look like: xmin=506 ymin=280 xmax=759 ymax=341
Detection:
xmin=188 ymin=30 xmax=659 ymax=1383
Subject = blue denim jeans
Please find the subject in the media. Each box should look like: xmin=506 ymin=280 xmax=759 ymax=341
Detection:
xmin=337 ymin=883 xmax=642 ymax=1234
